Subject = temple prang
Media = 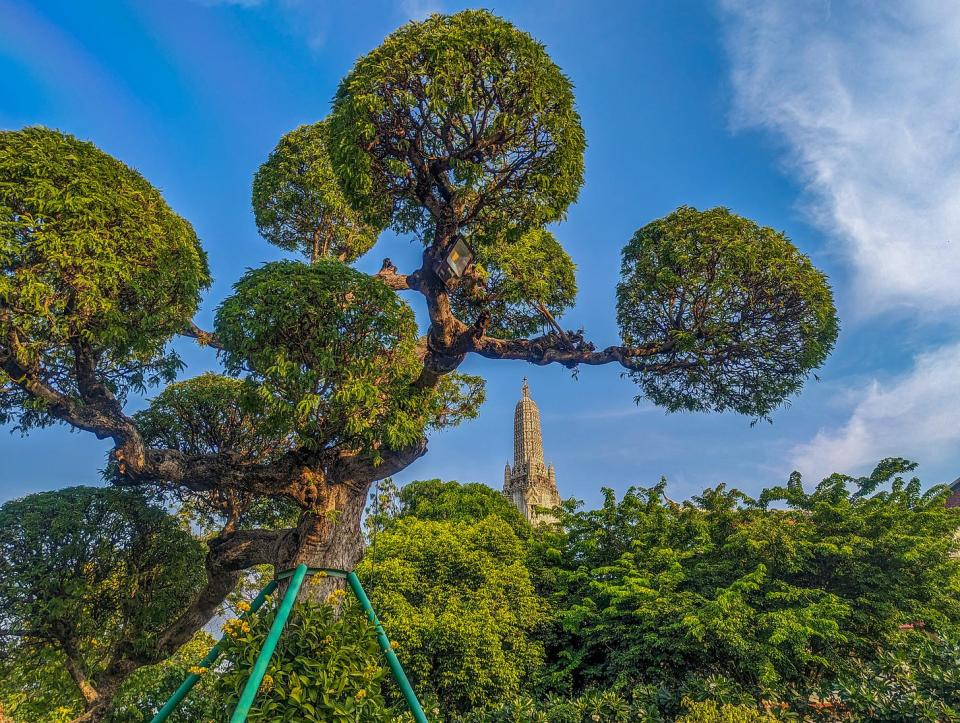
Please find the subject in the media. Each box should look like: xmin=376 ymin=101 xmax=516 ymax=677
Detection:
xmin=503 ymin=378 xmax=561 ymax=524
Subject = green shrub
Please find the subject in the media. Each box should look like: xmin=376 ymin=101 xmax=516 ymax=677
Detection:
xmin=676 ymin=699 xmax=784 ymax=723
xmin=212 ymin=594 xmax=396 ymax=722
xmin=800 ymin=631 xmax=960 ymax=722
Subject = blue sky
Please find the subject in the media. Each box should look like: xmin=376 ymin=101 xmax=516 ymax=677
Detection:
xmin=3 ymin=0 xmax=959 ymax=508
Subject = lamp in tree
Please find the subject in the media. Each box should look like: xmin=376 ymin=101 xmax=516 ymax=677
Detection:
xmin=434 ymin=237 xmax=474 ymax=286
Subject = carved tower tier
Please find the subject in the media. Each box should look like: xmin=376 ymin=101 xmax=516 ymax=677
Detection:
xmin=503 ymin=378 xmax=561 ymax=524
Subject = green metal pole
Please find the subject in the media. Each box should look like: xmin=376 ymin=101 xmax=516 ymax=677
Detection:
xmin=151 ymin=579 xmax=279 ymax=723
xmin=346 ymin=571 xmax=429 ymax=723
xmin=228 ymin=563 xmax=308 ymax=723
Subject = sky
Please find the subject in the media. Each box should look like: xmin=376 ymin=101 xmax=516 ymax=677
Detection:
xmin=2 ymin=0 xmax=959 ymax=509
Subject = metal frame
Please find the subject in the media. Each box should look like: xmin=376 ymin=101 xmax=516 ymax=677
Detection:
xmin=150 ymin=564 xmax=428 ymax=723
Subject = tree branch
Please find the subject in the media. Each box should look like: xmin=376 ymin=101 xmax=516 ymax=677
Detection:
xmin=181 ymin=321 xmax=224 ymax=351
xmin=375 ymin=258 xmax=416 ymax=291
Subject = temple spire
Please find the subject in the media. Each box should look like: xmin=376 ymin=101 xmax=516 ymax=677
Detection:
xmin=513 ymin=378 xmax=543 ymax=468
xmin=503 ymin=379 xmax=560 ymax=524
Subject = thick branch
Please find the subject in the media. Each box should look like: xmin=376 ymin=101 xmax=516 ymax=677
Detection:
xmin=375 ymin=258 xmax=415 ymax=290
xmin=471 ymin=332 xmax=674 ymax=370
xmin=330 ymin=436 xmax=429 ymax=486
xmin=123 ymin=528 xmax=288 ymax=667
xmin=60 ymin=638 xmax=100 ymax=706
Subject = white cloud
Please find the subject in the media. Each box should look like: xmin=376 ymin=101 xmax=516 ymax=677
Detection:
xmin=719 ymin=0 xmax=960 ymax=314
xmin=789 ymin=342 xmax=960 ymax=482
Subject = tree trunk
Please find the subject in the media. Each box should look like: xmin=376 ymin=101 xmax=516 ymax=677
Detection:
xmin=68 ymin=676 xmax=122 ymax=723
xmin=275 ymin=480 xmax=372 ymax=601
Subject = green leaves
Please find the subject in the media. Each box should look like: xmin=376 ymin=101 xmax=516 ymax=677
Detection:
xmin=215 ymin=259 xmax=428 ymax=455
xmin=452 ymin=228 xmax=578 ymax=338
xmin=328 ymin=10 xmax=585 ymax=242
xmin=538 ymin=461 xmax=960 ymax=714
xmin=359 ymin=514 xmax=546 ymax=713
xmin=616 ymin=206 xmax=839 ymax=419
xmin=252 ymin=120 xmax=382 ymax=263
xmin=0 ymin=487 xmax=206 ymax=711
xmin=213 ymin=599 xmax=395 ymax=722
xmin=0 ymin=127 xmax=210 ymax=429
xmin=136 ymin=373 xmax=282 ymax=460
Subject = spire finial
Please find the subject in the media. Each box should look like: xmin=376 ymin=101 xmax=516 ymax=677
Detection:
xmin=521 ymin=377 xmax=530 ymax=398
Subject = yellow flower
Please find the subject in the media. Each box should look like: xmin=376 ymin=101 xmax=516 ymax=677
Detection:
xmin=260 ymin=673 xmax=274 ymax=691
xmin=325 ymin=588 xmax=347 ymax=605
xmin=355 ymin=689 xmax=367 ymax=701
xmin=223 ymin=618 xmax=251 ymax=637
xmin=236 ymin=600 xmax=251 ymax=613
xmin=188 ymin=666 xmax=208 ymax=676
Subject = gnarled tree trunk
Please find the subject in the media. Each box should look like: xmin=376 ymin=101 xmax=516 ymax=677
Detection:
xmin=275 ymin=480 xmax=374 ymax=601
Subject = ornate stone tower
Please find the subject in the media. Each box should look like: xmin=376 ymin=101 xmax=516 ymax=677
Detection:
xmin=503 ymin=378 xmax=561 ymax=524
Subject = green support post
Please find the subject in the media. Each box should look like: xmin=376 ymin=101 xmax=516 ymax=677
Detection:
xmin=229 ymin=563 xmax=308 ymax=723
xmin=151 ymin=579 xmax=279 ymax=723
xmin=347 ymin=571 xmax=429 ymax=723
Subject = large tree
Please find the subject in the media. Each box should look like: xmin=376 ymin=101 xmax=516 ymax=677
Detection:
xmin=0 ymin=9 xmax=838 ymax=715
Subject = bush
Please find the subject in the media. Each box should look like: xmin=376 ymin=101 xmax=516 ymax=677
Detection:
xmin=799 ymin=631 xmax=960 ymax=722
xmin=212 ymin=592 xmax=397 ymax=722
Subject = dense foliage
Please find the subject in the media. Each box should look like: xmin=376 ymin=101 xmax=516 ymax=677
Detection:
xmin=252 ymin=120 xmax=380 ymax=263
xmin=135 ymin=373 xmax=280 ymax=461
xmin=134 ymin=373 xmax=300 ymax=532
xmin=0 ymin=632 xmax=219 ymax=723
xmin=211 ymin=597 xmax=395 ymax=722
xmin=537 ymin=460 xmax=959 ymax=716
xmin=617 ymin=206 xmax=839 ymax=418
xmin=0 ymin=127 xmax=210 ymax=431
xmin=329 ymin=9 xmax=585 ymax=240
xmin=451 ymin=228 xmax=578 ymax=338
xmin=4 ymin=462 xmax=958 ymax=721
xmin=0 ymin=487 xmax=206 ymax=718
xmin=215 ymin=259 xmax=427 ymax=455
xmin=361 ymin=465 xmax=960 ymax=721
xmin=360 ymin=515 xmax=546 ymax=712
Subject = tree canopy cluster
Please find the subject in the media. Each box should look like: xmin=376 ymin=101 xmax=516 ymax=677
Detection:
xmin=7 ymin=462 xmax=957 ymax=721
xmin=0 ymin=8 xmax=847 ymax=721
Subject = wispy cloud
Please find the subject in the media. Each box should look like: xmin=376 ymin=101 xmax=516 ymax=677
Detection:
xmin=720 ymin=1 xmax=960 ymax=482
xmin=720 ymin=0 xmax=960 ymax=315
xmin=789 ymin=342 xmax=960 ymax=481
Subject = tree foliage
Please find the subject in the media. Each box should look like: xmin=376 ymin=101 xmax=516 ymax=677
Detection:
xmin=215 ymin=259 xmax=426 ymax=454
xmin=0 ymin=127 xmax=210 ymax=430
xmin=393 ymin=477 xmax=530 ymax=534
xmin=538 ymin=459 xmax=960 ymax=712
xmin=135 ymin=373 xmax=282 ymax=461
xmin=360 ymin=514 xmax=546 ymax=713
xmin=0 ymin=487 xmax=206 ymax=718
xmin=351 ymin=468 xmax=960 ymax=720
xmin=135 ymin=373 xmax=301 ymax=533
xmin=329 ymin=9 xmax=585 ymax=240
xmin=252 ymin=120 xmax=381 ymax=263
xmin=617 ymin=206 xmax=839 ymax=418
xmin=452 ymin=228 xmax=578 ymax=338
xmin=0 ymin=631 xmax=219 ymax=723
xmin=211 ymin=598 xmax=396 ymax=722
